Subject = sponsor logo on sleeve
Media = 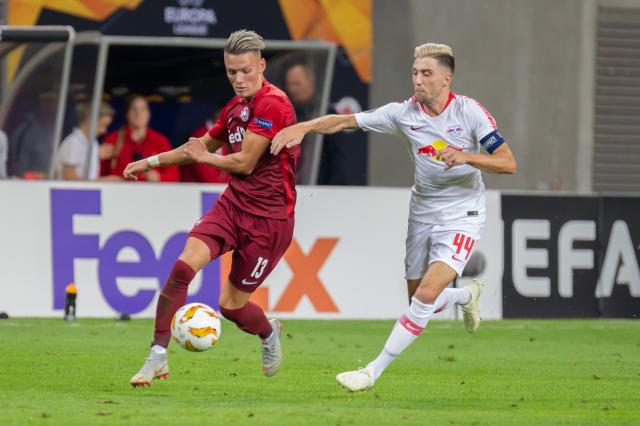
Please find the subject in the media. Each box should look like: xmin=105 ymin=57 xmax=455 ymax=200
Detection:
xmin=253 ymin=117 xmax=273 ymax=129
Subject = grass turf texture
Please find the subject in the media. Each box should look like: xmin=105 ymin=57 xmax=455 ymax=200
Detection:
xmin=0 ymin=319 xmax=639 ymax=425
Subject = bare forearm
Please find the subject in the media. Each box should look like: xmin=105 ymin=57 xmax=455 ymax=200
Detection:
xmin=156 ymin=146 xmax=193 ymax=167
xmin=199 ymin=152 xmax=252 ymax=175
xmin=466 ymin=152 xmax=516 ymax=174
xmin=156 ymin=134 xmax=218 ymax=167
xmin=301 ymin=114 xmax=358 ymax=135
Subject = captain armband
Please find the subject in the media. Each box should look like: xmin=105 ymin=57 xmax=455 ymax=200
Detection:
xmin=479 ymin=130 xmax=505 ymax=154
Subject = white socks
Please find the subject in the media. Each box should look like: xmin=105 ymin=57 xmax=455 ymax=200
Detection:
xmin=365 ymin=287 xmax=471 ymax=381
xmin=151 ymin=345 xmax=167 ymax=355
xmin=367 ymin=297 xmax=434 ymax=380
xmin=434 ymin=287 xmax=471 ymax=312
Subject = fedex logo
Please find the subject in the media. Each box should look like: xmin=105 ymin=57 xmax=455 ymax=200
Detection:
xmin=228 ymin=126 xmax=245 ymax=144
xmin=50 ymin=189 xmax=339 ymax=315
xmin=51 ymin=189 xmax=222 ymax=314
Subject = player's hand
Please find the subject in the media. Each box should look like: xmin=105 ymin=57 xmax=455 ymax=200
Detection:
xmin=438 ymin=147 xmax=469 ymax=170
xmin=123 ymin=159 xmax=151 ymax=181
xmin=270 ymin=124 xmax=306 ymax=155
xmin=184 ymin=137 xmax=209 ymax=163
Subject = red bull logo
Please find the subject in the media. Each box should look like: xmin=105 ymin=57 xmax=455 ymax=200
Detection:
xmin=417 ymin=140 xmax=461 ymax=161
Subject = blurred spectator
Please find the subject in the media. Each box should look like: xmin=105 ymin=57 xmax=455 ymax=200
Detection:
xmin=284 ymin=61 xmax=367 ymax=185
xmin=0 ymin=129 xmax=7 ymax=179
xmin=9 ymin=91 xmax=57 ymax=178
xmin=181 ymin=105 xmax=230 ymax=184
xmin=285 ymin=63 xmax=318 ymax=121
xmin=57 ymin=102 xmax=116 ymax=181
xmin=100 ymin=95 xmax=179 ymax=182
xmin=284 ymin=62 xmax=319 ymax=184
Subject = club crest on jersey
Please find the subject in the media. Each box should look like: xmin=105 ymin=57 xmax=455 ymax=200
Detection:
xmin=253 ymin=117 xmax=273 ymax=129
xmin=240 ymin=106 xmax=250 ymax=122
xmin=447 ymin=124 xmax=464 ymax=138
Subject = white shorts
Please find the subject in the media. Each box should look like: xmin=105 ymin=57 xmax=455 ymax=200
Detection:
xmin=404 ymin=218 xmax=484 ymax=279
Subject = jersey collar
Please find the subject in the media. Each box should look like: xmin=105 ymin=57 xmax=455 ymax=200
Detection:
xmin=417 ymin=91 xmax=456 ymax=117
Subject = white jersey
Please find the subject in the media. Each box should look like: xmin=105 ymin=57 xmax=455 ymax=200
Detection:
xmin=56 ymin=127 xmax=99 ymax=180
xmin=355 ymin=92 xmax=503 ymax=224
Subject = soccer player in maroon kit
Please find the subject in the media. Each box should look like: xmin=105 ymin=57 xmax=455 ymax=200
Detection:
xmin=123 ymin=30 xmax=299 ymax=387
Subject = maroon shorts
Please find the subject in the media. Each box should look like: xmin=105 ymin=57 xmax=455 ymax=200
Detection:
xmin=189 ymin=196 xmax=294 ymax=293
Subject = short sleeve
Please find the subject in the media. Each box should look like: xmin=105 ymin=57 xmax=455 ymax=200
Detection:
xmin=466 ymin=98 xmax=505 ymax=154
xmin=354 ymin=102 xmax=403 ymax=135
xmin=207 ymin=108 xmax=228 ymax=142
xmin=59 ymin=135 xmax=83 ymax=166
xmin=247 ymin=94 xmax=293 ymax=139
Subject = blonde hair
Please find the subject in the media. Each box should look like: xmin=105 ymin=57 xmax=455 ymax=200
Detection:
xmin=74 ymin=101 xmax=115 ymax=123
xmin=414 ymin=43 xmax=455 ymax=72
xmin=225 ymin=30 xmax=265 ymax=56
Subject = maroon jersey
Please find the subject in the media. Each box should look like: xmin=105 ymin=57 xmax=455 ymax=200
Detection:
xmin=208 ymin=80 xmax=299 ymax=219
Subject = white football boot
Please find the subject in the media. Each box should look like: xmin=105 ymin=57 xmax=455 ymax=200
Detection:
xmin=129 ymin=347 xmax=169 ymax=387
xmin=261 ymin=319 xmax=282 ymax=377
xmin=460 ymin=279 xmax=482 ymax=333
xmin=336 ymin=366 xmax=375 ymax=392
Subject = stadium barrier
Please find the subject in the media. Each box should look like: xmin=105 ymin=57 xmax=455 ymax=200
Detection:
xmin=0 ymin=181 xmax=637 ymax=318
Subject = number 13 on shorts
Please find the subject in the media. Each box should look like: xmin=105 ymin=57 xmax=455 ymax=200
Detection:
xmin=251 ymin=256 xmax=269 ymax=279
xmin=452 ymin=233 xmax=475 ymax=261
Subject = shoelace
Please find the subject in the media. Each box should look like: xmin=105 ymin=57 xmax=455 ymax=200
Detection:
xmin=262 ymin=338 xmax=277 ymax=364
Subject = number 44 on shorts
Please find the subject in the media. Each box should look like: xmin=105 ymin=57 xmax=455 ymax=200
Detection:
xmin=452 ymin=233 xmax=475 ymax=262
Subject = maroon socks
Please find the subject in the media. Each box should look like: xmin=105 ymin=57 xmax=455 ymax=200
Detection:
xmin=153 ymin=260 xmax=195 ymax=347
xmin=153 ymin=259 xmax=272 ymax=346
xmin=220 ymin=302 xmax=273 ymax=339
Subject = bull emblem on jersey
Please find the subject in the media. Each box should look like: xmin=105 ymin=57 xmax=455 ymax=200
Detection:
xmin=418 ymin=145 xmax=437 ymax=157
xmin=418 ymin=140 xmax=462 ymax=161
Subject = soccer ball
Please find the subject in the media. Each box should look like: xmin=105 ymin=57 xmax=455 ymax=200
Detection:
xmin=171 ymin=303 xmax=222 ymax=352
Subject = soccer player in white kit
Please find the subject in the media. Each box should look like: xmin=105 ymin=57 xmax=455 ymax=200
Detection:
xmin=271 ymin=43 xmax=516 ymax=391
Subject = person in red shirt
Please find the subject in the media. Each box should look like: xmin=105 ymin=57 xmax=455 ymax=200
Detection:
xmin=100 ymin=95 xmax=179 ymax=182
xmin=180 ymin=105 xmax=230 ymax=183
xmin=124 ymin=30 xmax=299 ymax=387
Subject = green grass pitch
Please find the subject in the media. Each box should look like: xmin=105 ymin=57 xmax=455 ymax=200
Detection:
xmin=0 ymin=318 xmax=639 ymax=425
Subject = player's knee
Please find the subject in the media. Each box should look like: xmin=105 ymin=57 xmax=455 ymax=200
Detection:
xmin=178 ymin=237 xmax=213 ymax=271
xmin=171 ymin=259 xmax=196 ymax=284
xmin=414 ymin=286 xmax=440 ymax=305
xmin=218 ymin=281 xmax=250 ymax=310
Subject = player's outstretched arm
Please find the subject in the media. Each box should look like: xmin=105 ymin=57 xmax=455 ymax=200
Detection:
xmin=184 ymin=130 xmax=268 ymax=176
xmin=270 ymin=114 xmax=359 ymax=155
xmin=438 ymin=143 xmax=517 ymax=174
xmin=123 ymin=134 xmax=224 ymax=181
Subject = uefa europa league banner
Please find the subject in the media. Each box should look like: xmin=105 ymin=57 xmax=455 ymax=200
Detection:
xmin=502 ymin=195 xmax=640 ymax=318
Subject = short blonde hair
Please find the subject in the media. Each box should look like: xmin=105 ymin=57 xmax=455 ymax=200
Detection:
xmin=414 ymin=43 xmax=455 ymax=72
xmin=225 ymin=30 xmax=265 ymax=56
xmin=75 ymin=101 xmax=114 ymax=123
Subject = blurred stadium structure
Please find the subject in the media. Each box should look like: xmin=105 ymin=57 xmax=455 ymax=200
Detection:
xmin=0 ymin=0 xmax=638 ymax=320
xmin=0 ymin=29 xmax=336 ymax=182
